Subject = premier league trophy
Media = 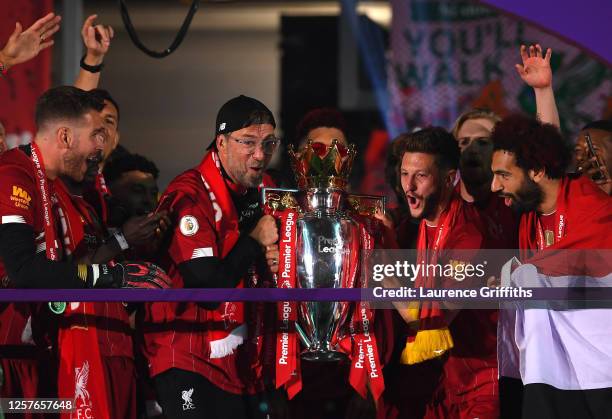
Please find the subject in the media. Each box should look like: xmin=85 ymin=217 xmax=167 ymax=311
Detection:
xmin=263 ymin=140 xmax=384 ymax=362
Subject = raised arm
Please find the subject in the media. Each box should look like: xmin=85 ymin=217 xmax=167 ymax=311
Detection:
xmin=74 ymin=14 xmax=114 ymax=91
xmin=0 ymin=12 xmax=61 ymax=72
xmin=515 ymin=44 xmax=560 ymax=129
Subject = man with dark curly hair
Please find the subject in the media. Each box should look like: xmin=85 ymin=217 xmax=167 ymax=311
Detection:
xmin=491 ymin=114 xmax=612 ymax=419
xmin=491 ymin=114 xmax=572 ymax=215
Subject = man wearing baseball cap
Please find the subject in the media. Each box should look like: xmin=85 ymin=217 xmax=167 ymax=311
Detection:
xmin=142 ymin=95 xmax=282 ymax=418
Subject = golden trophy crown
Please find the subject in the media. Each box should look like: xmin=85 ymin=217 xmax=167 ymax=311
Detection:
xmin=288 ymin=139 xmax=356 ymax=190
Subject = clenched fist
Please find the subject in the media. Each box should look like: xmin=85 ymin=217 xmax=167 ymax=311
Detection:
xmin=249 ymin=215 xmax=278 ymax=247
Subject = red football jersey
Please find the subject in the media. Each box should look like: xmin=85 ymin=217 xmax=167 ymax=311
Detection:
xmin=478 ymin=194 xmax=519 ymax=249
xmin=0 ymin=149 xmax=47 ymax=349
xmin=443 ymin=197 xmax=499 ymax=409
xmin=0 ymin=149 xmax=132 ymax=358
xmin=142 ymin=169 xmax=259 ymax=395
xmin=60 ymin=193 xmax=133 ymax=359
xmin=0 ymin=148 xmax=50 ymax=407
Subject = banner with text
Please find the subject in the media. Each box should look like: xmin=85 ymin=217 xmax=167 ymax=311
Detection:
xmin=388 ymin=0 xmax=612 ymax=135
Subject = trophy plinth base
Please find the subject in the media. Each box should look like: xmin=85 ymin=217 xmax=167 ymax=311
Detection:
xmin=300 ymin=350 xmax=347 ymax=362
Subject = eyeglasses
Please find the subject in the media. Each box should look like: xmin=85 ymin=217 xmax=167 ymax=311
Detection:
xmin=228 ymin=135 xmax=280 ymax=155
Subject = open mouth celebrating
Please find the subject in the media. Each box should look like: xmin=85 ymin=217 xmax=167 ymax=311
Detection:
xmin=498 ymin=193 xmax=514 ymax=207
xmin=406 ymin=193 xmax=422 ymax=210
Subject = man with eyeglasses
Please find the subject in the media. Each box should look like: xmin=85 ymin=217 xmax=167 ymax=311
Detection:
xmin=142 ymin=95 xmax=283 ymax=419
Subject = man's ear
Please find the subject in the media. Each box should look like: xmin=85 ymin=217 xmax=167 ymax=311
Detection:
xmin=216 ymin=134 xmax=226 ymax=151
xmin=445 ymin=169 xmax=457 ymax=187
xmin=56 ymin=127 xmax=71 ymax=149
xmin=112 ymin=132 xmax=120 ymax=151
xmin=528 ymin=168 xmax=546 ymax=183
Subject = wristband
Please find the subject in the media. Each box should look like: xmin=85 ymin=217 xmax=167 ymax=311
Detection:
xmin=80 ymin=54 xmax=104 ymax=73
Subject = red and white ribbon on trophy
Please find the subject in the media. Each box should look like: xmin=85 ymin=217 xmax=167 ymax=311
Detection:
xmin=265 ymin=203 xmax=303 ymax=398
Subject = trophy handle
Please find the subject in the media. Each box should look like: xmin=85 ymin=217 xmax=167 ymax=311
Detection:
xmin=261 ymin=187 xmax=299 ymax=207
xmin=346 ymin=193 xmax=386 ymax=216
xmin=295 ymin=322 xmax=312 ymax=350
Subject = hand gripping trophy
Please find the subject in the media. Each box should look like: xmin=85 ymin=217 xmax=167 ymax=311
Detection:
xmin=263 ymin=140 xmax=386 ymax=400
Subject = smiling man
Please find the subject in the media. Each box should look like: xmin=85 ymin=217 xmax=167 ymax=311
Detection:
xmin=0 ymin=86 xmax=168 ymax=289
xmin=490 ymin=114 xmax=569 ymax=218
xmin=491 ymin=114 xmax=612 ymax=419
xmin=0 ymin=86 xmax=171 ymax=414
xmin=392 ymin=127 xmax=498 ymax=419
xmin=143 ymin=95 xmax=282 ymax=419
xmin=0 ymin=86 xmax=129 ymax=289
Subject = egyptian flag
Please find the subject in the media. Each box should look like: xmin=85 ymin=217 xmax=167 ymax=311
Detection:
xmin=499 ymin=176 xmax=612 ymax=418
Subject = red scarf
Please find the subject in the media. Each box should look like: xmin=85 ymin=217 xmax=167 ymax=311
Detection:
xmin=198 ymin=152 xmax=245 ymax=348
xmin=93 ymin=171 xmax=110 ymax=224
xmin=29 ymin=144 xmax=111 ymax=419
xmin=30 ymin=143 xmax=59 ymax=261
xmin=54 ymin=180 xmax=111 ymax=419
xmin=400 ymin=193 xmax=468 ymax=364
xmin=417 ymin=195 xmax=465 ymax=323
xmin=54 ymin=181 xmax=105 ymax=257
xmin=160 ymin=151 xmax=273 ymax=358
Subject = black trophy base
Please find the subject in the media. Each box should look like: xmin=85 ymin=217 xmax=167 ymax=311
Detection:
xmin=300 ymin=350 xmax=348 ymax=362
